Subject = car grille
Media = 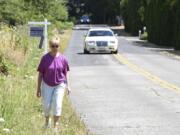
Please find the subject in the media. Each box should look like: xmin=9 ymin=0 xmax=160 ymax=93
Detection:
xmin=96 ymin=41 xmax=108 ymax=47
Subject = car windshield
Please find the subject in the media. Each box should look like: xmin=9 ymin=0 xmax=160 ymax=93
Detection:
xmin=81 ymin=16 xmax=89 ymax=19
xmin=88 ymin=30 xmax=113 ymax=37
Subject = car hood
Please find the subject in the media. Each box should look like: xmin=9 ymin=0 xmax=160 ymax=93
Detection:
xmin=85 ymin=36 xmax=117 ymax=42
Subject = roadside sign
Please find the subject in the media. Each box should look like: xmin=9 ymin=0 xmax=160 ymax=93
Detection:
xmin=28 ymin=19 xmax=51 ymax=53
xmin=30 ymin=27 xmax=44 ymax=37
xmin=39 ymin=36 xmax=44 ymax=49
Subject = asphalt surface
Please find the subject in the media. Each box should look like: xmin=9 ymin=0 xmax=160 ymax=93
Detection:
xmin=64 ymin=25 xmax=180 ymax=135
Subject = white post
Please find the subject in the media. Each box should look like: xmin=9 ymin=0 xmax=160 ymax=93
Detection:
xmin=139 ymin=30 xmax=142 ymax=39
xmin=44 ymin=18 xmax=48 ymax=54
xmin=143 ymin=26 xmax=146 ymax=33
xmin=28 ymin=19 xmax=51 ymax=53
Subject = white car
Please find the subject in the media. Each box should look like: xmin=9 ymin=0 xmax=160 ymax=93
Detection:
xmin=84 ymin=28 xmax=118 ymax=54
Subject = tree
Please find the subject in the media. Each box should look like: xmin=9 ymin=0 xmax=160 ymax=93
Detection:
xmin=121 ymin=0 xmax=180 ymax=49
xmin=68 ymin=0 xmax=121 ymax=24
xmin=0 ymin=0 xmax=68 ymax=25
xmin=121 ymin=0 xmax=145 ymax=35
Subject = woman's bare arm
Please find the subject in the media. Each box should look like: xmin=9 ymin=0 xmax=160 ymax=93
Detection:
xmin=66 ymin=72 xmax=71 ymax=95
xmin=37 ymin=72 xmax=42 ymax=97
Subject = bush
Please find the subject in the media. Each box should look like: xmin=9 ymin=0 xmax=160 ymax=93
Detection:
xmin=0 ymin=0 xmax=69 ymax=26
xmin=145 ymin=0 xmax=173 ymax=46
xmin=0 ymin=55 xmax=8 ymax=76
xmin=0 ymin=24 xmax=38 ymax=75
xmin=53 ymin=21 xmax=74 ymax=30
xmin=121 ymin=0 xmax=145 ymax=35
xmin=140 ymin=32 xmax=148 ymax=40
xmin=121 ymin=0 xmax=180 ymax=50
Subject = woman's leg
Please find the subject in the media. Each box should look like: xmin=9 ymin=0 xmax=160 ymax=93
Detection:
xmin=53 ymin=83 xmax=65 ymax=127
xmin=41 ymin=82 xmax=54 ymax=126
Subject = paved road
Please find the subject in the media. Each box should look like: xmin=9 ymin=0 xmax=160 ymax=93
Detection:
xmin=64 ymin=25 xmax=180 ymax=135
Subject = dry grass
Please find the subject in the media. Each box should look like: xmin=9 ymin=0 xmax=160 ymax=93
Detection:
xmin=0 ymin=25 xmax=29 ymax=67
xmin=59 ymin=30 xmax=72 ymax=53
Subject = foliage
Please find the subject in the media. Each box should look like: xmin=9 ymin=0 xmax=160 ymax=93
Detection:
xmin=0 ymin=24 xmax=30 ymax=76
xmin=0 ymin=55 xmax=8 ymax=75
xmin=120 ymin=0 xmax=180 ymax=49
xmin=0 ymin=0 xmax=68 ymax=25
xmin=68 ymin=0 xmax=121 ymax=24
xmin=144 ymin=0 xmax=180 ymax=49
xmin=53 ymin=21 xmax=73 ymax=30
xmin=140 ymin=32 xmax=148 ymax=40
xmin=120 ymin=0 xmax=145 ymax=35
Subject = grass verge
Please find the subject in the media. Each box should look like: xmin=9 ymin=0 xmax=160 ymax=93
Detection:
xmin=0 ymin=26 xmax=89 ymax=135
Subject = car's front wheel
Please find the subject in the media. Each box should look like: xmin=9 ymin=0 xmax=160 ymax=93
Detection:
xmin=112 ymin=50 xmax=118 ymax=54
xmin=84 ymin=48 xmax=90 ymax=54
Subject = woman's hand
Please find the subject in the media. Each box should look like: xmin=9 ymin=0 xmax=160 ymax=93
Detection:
xmin=67 ymin=86 xmax=71 ymax=95
xmin=36 ymin=88 xmax=41 ymax=98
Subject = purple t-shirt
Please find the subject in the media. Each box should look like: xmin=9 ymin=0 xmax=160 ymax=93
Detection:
xmin=37 ymin=53 xmax=70 ymax=86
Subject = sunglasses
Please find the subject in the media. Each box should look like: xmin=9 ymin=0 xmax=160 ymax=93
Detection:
xmin=51 ymin=44 xmax=59 ymax=48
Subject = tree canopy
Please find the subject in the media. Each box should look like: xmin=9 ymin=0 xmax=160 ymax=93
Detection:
xmin=0 ymin=0 xmax=68 ymax=25
xmin=120 ymin=0 xmax=180 ymax=49
xmin=1 ymin=0 xmax=180 ymax=49
xmin=68 ymin=0 xmax=121 ymax=24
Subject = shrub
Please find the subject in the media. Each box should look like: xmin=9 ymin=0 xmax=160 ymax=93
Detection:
xmin=0 ymin=55 xmax=8 ymax=75
xmin=140 ymin=32 xmax=148 ymax=40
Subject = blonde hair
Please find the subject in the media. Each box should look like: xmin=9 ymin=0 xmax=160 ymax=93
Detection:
xmin=49 ymin=36 xmax=60 ymax=46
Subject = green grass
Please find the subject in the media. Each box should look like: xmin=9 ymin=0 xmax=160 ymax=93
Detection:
xmin=0 ymin=25 xmax=89 ymax=135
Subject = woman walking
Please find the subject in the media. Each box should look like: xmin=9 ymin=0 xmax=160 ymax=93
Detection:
xmin=36 ymin=37 xmax=70 ymax=133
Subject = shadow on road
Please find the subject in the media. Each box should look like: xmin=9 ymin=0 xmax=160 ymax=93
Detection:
xmin=134 ymin=41 xmax=174 ymax=50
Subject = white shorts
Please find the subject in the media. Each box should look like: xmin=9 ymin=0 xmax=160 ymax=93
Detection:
xmin=41 ymin=81 xmax=66 ymax=116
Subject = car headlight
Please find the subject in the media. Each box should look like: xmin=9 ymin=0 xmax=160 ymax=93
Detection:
xmin=110 ymin=41 xmax=116 ymax=44
xmin=87 ymin=41 xmax=95 ymax=45
xmin=87 ymin=19 xmax=90 ymax=22
xmin=81 ymin=19 xmax=83 ymax=22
